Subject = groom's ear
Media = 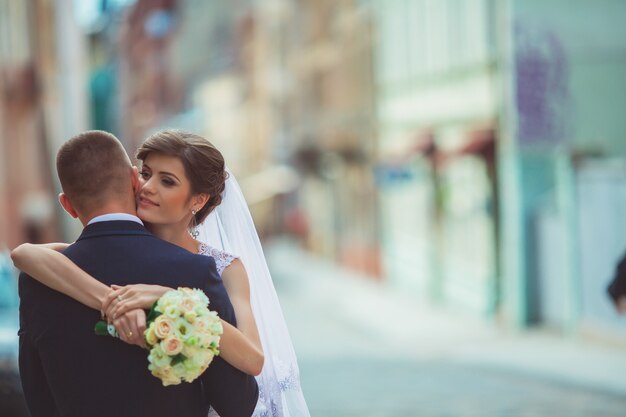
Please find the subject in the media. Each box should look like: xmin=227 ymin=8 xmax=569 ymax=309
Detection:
xmin=58 ymin=193 xmax=79 ymax=218
xmin=130 ymin=166 xmax=140 ymax=193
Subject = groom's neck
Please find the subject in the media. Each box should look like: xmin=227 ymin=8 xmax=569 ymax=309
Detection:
xmin=79 ymin=202 xmax=138 ymax=226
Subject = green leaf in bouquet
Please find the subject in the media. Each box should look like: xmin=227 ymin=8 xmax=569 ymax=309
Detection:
xmin=146 ymin=300 xmax=162 ymax=322
xmin=94 ymin=320 xmax=111 ymax=336
xmin=171 ymin=353 xmax=186 ymax=366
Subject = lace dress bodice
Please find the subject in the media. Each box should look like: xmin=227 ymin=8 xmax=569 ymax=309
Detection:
xmin=198 ymin=242 xmax=237 ymax=276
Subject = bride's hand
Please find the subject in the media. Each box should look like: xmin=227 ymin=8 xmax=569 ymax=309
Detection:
xmin=112 ymin=309 xmax=147 ymax=348
xmin=102 ymin=284 xmax=171 ymax=320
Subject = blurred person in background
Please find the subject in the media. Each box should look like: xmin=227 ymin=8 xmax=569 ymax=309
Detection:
xmin=12 ymin=130 xmax=310 ymax=417
xmin=607 ymin=253 xmax=626 ymax=314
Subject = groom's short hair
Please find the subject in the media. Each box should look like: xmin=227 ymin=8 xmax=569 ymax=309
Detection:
xmin=56 ymin=130 xmax=132 ymax=213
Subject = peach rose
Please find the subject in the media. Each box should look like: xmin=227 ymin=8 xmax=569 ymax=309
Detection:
xmin=161 ymin=336 xmax=183 ymax=356
xmin=154 ymin=316 xmax=174 ymax=339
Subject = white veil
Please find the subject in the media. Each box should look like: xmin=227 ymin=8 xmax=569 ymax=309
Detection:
xmin=198 ymin=169 xmax=311 ymax=417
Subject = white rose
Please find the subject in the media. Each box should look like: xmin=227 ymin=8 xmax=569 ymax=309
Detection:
xmin=148 ymin=345 xmax=172 ymax=369
xmin=157 ymin=366 xmax=181 ymax=386
xmin=164 ymin=305 xmax=181 ymax=319
xmin=174 ymin=318 xmax=193 ymax=341
xmin=184 ymin=311 xmax=197 ymax=323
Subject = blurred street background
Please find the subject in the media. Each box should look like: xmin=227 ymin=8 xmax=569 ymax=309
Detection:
xmin=2 ymin=0 xmax=626 ymax=416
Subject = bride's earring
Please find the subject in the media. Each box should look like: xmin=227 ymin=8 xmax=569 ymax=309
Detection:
xmin=189 ymin=209 xmax=200 ymax=239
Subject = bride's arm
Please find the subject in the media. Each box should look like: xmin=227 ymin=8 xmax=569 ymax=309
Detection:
xmin=30 ymin=242 xmax=71 ymax=252
xmin=220 ymin=259 xmax=264 ymax=376
xmin=10 ymin=243 xmax=109 ymax=310
xmin=219 ymin=317 xmax=265 ymax=377
xmin=11 ymin=243 xmax=155 ymax=347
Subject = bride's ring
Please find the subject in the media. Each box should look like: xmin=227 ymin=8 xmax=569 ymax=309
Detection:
xmin=117 ymin=295 xmax=123 ymax=302
xmin=128 ymin=331 xmax=133 ymax=337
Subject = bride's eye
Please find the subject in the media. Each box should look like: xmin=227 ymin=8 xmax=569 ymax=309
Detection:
xmin=162 ymin=178 xmax=175 ymax=186
xmin=140 ymin=171 xmax=150 ymax=179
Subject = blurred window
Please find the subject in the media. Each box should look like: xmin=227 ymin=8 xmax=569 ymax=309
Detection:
xmin=0 ymin=1 xmax=32 ymax=62
xmin=378 ymin=0 xmax=411 ymax=84
xmin=377 ymin=0 xmax=494 ymax=83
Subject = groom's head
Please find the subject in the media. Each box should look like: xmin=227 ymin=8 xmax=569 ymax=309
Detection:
xmin=56 ymin=130 xmax=140 ymax=224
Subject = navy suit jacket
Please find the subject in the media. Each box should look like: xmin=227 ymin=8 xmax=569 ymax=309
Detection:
xmin=18 ymin=221 xmax=258 ymax=417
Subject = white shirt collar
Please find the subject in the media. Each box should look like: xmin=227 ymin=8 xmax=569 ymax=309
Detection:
xmin=87 ymin=213 xmax=144 ymax=226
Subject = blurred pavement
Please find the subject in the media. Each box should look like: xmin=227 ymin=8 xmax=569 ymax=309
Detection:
xmin=265 ymin=239 xmax=626 ymax=417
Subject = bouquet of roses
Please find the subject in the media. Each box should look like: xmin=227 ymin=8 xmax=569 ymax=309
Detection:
xmin=95 ymin=287 xmax=223 ymax=386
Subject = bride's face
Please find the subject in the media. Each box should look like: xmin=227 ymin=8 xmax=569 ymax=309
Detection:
xmin=136 ymin=152 xmax=196 ymax=227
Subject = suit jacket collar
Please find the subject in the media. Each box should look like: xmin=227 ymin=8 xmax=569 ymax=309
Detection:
xmin=77 ymin=220 xmax=153 ymax=241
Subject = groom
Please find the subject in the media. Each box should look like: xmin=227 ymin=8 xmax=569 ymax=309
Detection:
xmin=18 ymin=131 xmax=258 ymax=417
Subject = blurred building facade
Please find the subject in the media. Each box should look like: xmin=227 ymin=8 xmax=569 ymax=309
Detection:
xmin=499 ymin=0 xmax=626 ymax=338
xmin=366 ymin=0 xmax=626 ymax=341
xmin=370 ymin=0 xmax=500 ymax=316
xmin=118 ymin=0 xmax=184 ymax=150
xmin=3 ymin=0 xmax=626 ymax=343
xmin=0 ymin=0 xmax=90 ymax=248
xmin=279 ymin=0 xmax=380 ymax=276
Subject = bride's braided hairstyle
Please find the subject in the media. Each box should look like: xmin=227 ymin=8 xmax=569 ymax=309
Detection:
xmin=136 ymin=129 xmax=229 ymax=226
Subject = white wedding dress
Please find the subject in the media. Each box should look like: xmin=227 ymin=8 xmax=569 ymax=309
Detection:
xmin=199 ymin=171 xmax=311 ymax=417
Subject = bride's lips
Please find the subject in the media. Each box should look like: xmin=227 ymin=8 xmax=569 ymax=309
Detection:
xmin=138 ymin=195 xmax=159 ymax=208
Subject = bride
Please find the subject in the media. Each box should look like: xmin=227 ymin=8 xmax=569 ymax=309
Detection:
xmin=11 ymin=129 xmax=310 ymax=417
